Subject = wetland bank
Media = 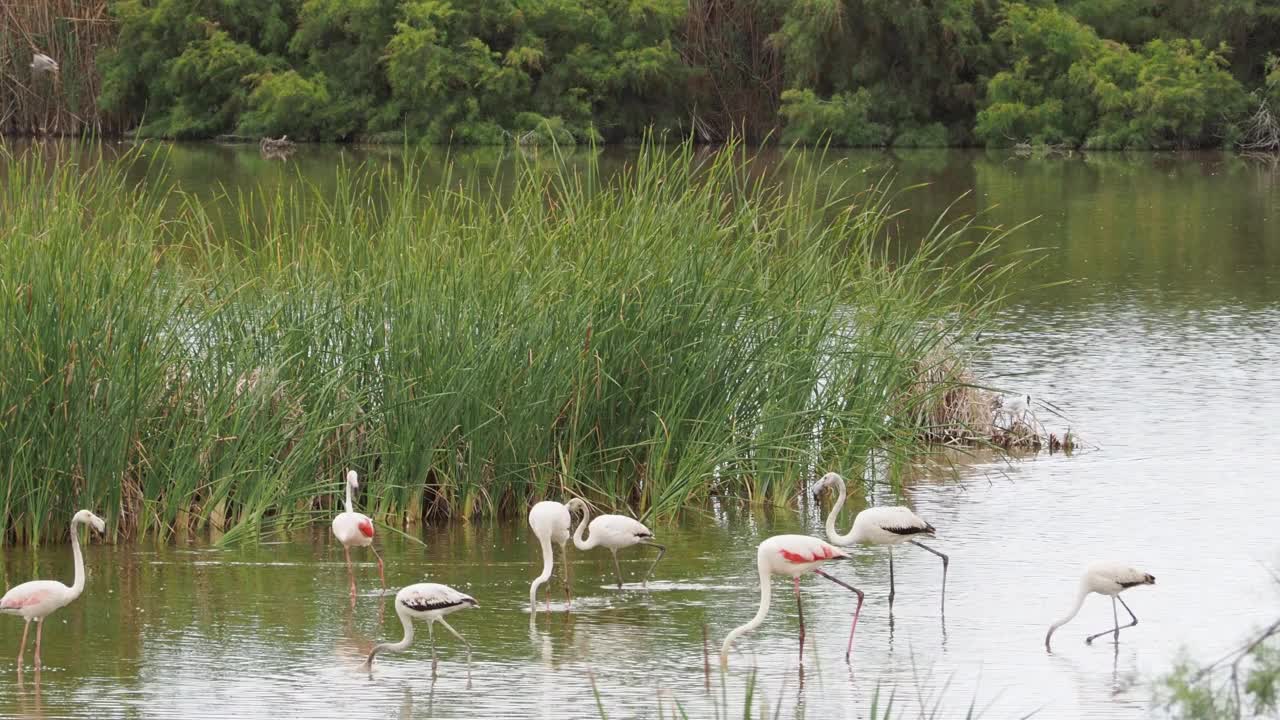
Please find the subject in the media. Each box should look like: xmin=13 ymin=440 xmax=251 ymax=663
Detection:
xmin=0 ymin=142 xmax=1278 ymax=718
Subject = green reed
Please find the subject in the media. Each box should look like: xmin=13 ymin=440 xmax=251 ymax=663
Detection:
xmin=0 ymin=140 xmax=1019 ymax=544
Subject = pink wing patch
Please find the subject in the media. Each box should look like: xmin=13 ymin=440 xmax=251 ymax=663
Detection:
xmin=1 ymin=593 xmax=44 ymax=609
xmin=358 ymin=519 xmax=374 ymax=538
xmin=779 ymin=544 xmax=839 ymax=564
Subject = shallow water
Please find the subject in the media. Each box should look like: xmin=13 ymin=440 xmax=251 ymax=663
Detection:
xmin=1 ymin=144 xmax=1279 ymax=718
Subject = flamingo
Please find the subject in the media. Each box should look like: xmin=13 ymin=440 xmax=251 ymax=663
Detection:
xmin=1045 ymin=562 xmax=1155 ymax=651
xmin=528 ymin=500 xmax=573 ymax=613
xmin=813 ymin=471 xmax=948 ymax=612
xmin=1 ymin=510 xmax=106 ymax=668
xmin=565 ymin=498 xmax=665 ymax=589
xmin=331 ymin=469 xmax=385 ymax=602
xmin=720 ymin=534 xmax=865 ymax=667
xmin=366 ymin=583 xmax=478 ymax=677
xmin=30 ymin=53 xmax=59 ymax=75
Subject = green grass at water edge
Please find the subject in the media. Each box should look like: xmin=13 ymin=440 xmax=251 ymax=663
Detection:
xmin=0 ymin=140 xmax=1020 ymax=544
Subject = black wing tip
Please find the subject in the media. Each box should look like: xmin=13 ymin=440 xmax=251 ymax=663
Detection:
xmin=400 ymin=597 xmax=474 ymax=613
xmin=1119 ymin=574 xmax=1155 ymax=589
xmin=885 ymin=525 xmax=935 ymax=536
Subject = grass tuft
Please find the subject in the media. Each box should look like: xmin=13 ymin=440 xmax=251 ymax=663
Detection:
xmin=0 ymin=139 xmax=1023 ymax=543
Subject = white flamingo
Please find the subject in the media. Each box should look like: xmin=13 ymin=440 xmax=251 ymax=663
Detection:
xmin=720 ymin=534 xmax=865 ymax=667
xmin=1 ymin=510 xmax=106 ymax=668
xmin=528 ymin=500 xmax=573 ymax=613
xmin=813 ymin=472 xmax=949 ymax=612
xmin=1045 ymin=562 xmax=1155 ymax=651
xmin=331 ymin=470 xmax=385 ymax=602
xmin=565 ymin=498 xmax=665 ymax=589
xmin=367 ymin=583 xmax=478 ymax=677
xmin=30 ymin=53 xmax=59 ymax=75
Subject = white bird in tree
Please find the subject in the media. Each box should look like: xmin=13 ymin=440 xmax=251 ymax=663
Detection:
xmin=528 ymin=500 xmax=573 ymax=613
xmin=565 ymin=498 xmax=665 ymax=589
xmin=30 ymin=53 xmax=59 ymax=75
xmin=1045 ymin=562 xmax=1155 ymax=651
xmin=813 ymin=472 xmax=948 ymax=612
xmin=366 ymin=583 xmax=478 ymax=677
xmin=331 ymin=470 xmax=385 ymax=603
xmin=720 ymin=534 xmax=865 ymax=667
xmin=1 ymin=510 xmax=106 ymax=668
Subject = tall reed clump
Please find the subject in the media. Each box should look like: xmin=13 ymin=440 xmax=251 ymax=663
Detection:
xmin=0 ymin=140 xmax=1019 ymax=544
xmin=0 ymin=0 xmax=122 ymax=136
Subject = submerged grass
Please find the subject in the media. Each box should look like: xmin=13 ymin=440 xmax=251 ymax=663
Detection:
xmin=0 ymin=140 xmax=1021 ymax=544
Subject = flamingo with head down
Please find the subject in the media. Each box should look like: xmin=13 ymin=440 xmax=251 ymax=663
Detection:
xmin=720 ymin=534 xmax=865 ymax=667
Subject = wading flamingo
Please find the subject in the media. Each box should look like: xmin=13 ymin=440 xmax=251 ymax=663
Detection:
xmin=720 ymin=535 xmax=864 ymax=667
xmin=332 ymin=470 xmax=385 ymax=602
xmin=1045 ymin=562 xmax=1155 ymax=651
xmin=1 ymin=510 xmax=106 ymax=668
xmin=528 ymin=500 xmax=573 ymax=613
xmin=367 ymin=583 xmax=478 ymax=677
xmin=814 ymin=472 xmax=948 ymax=612
xmin=566 ymin=498 xmax=665 ymax=589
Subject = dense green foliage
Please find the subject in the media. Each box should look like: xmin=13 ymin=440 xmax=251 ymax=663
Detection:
xmin=1162 ymin=620 xmax=1280 ymax=719
xmin=78 ymin=0 xmax=1280 ymax=147
xmin=0 ymin=141 xmax=1014 ymax=544
xmin=975 ymin=5 xmax=1248 ymax=148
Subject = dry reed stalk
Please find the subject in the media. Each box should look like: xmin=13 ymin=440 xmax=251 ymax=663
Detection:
xmin=903 ymin=342 xmax=1066 ymax=452
xmin=1 ymin=0 xmax=121 ymax=136
xmin=682 ymin=0 xmax=782 ymax=142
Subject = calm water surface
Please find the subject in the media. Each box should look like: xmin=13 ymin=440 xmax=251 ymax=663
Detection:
xmin=1 ymin=143 xmax=1278 ymax=719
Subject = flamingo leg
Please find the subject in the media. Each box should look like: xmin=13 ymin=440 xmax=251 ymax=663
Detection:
xmin=17 ymin=619 xmax=30 ymax=667
xmin=814 ymin=569 xmax=865 ymax=663
xmin=640 ymin=540 xmax=666 ymax=587
xmin=794 ymin=576 xmax=805 ymax=664
xmin=888 ymin=547 xmax=896 ymax=610
xmin=33 ymin=619 xmax=43 ymax=669
xmin=909 ymin=540 xmax=949 ymax=613
xmin=344 ymin=545 xmax=357 ymax=603
xmin=428 ymin=622 xmax=438 ymax=679
xmin=560 ymin=542 xmax=572 ymax=606
xmin=1086 ymin=596 xmax=1139 ymax=645
xmin=611 ymin=549 xmax=624 ymax=590
xmin=369 ymin=543 xmax=387 ymax=594
xmin=437 ymin=617 xmax=472 ymax=669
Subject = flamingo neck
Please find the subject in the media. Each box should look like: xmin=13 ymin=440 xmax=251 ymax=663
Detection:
xmin=68 ymin=516 xmax=87 ymax=600
xmin=369 ymin=603 xmax=415 ymax=663
xmin=571 ymin=506 xmax=596 ymax=551
xmin=823 ymin=478 xmax=860 ymax=545
xmin=720 ymin=552 xmax=773 ymax=666
xmin=530 ymin=530 xmax=555 ymax=610
xmin=1045 ymin=584 xmax=1090 ymax=649
xmin=344 ymin=480 xmax=354 ymax=515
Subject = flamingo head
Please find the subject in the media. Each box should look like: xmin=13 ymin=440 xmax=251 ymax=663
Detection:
xmin=73 ymin=509 xmax=106 ymax=533
xmin=565 ymin=497 xmax=588 ymax=515
xmin=812 ymin=472 xmax=843 ymax=501
xmin=346 ymin=469 xmax=359 ymax=489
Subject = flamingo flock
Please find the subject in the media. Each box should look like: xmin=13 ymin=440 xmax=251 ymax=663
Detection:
xmin=1 ymin=469 xmax=1155 ymax=678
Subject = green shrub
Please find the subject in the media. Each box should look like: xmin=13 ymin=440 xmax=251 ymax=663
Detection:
xmin=893 ymin=123 xmax=951 ymax=148
xmin=239 ymin=70 xmax=340 ymax=141
xmin=977 ymin=4 xmax=1248 ymax=149
xmin=779 ymin=88 xmax=892 ymax=146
